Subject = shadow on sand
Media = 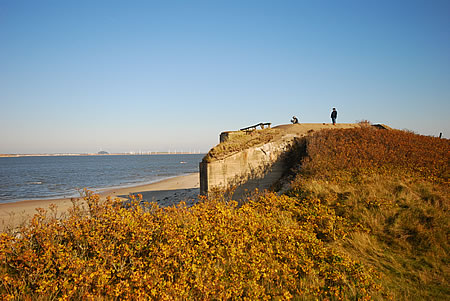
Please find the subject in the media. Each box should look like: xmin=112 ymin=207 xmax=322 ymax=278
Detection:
xmin=119 ymin=188 xmax=200 ymax=207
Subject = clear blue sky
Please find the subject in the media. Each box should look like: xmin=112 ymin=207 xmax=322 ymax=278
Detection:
xmin=1 ymin=0 xmax=449 ymax=154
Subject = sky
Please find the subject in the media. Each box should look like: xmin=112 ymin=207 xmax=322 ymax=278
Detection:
xmin=1 ymin=0 xmax=449 ymax=154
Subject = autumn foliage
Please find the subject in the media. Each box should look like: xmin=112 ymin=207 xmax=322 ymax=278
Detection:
xmin=297 ymin=127 xmax=449 ymax=184
xmin=0 ymin=127 xmax=448 ymax=300
xmin=290 ymin=128 xmax=449 ymax=299
xmin=0 ymin=189 xmax=381 ymax=300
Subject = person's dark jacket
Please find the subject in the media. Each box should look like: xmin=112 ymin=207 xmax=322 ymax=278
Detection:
xmin=331 ymin=110 xmax=337 ymax=119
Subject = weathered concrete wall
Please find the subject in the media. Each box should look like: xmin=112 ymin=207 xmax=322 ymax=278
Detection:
xmin=200 ymin=123 xmax=389 ymax=199
xmin=200 ymin=136 xmax=298 ymax=199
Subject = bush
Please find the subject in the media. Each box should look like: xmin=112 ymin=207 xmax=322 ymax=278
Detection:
xmin=296 ymin=127 xmax=449 ymax=184
xmin=289 ymin=128 xmax=450 ymax=300
xmin=0 ymin=191 xmax=380 ymax=300
xmin=1 ymin=127 xmax=448 ymax=300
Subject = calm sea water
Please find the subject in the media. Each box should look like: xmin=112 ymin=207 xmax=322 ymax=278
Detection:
xmin=0 ymin=154 xmax=204 ymax=204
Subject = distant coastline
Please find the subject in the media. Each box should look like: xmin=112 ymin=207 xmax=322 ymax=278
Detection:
xmin=0 ymin=153 xmax=204 ymax=204
xmin=0 ymin=152 xmax=204 ymax=158
xmin=0 ymin=173 xmax=200 ymax=231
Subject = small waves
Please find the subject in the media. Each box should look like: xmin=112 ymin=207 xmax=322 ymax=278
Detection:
xmin=0 ymin=154 xmax=204 ymax=203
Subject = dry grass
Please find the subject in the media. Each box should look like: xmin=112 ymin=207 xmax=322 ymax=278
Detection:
xmin=289 ymin=128 xmax=450 ymax=299
xmin=202 ymin=128 xmax=281 ymax=162
xmin=1 ymin=127 xmax=448 ymax=299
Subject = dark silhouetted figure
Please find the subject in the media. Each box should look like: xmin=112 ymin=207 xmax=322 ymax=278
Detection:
xmin=331 ymin=108 xmax=337 ymax=125
xmin=291 ymin=116 xmax=298 ymax=124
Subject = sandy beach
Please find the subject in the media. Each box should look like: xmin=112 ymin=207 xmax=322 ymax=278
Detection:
xmin=0 ymin=173 xmax=200 ymax=232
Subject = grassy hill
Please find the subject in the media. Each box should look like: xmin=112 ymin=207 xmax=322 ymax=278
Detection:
xmin=1 ymin=127 xmax=448 ymax=299
xmin=286 ymin=127 xmax=449 ymax=299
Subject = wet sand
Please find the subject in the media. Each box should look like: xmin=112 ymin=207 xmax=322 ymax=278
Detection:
xmin=0 ymin=173 xmax=200 ymax=232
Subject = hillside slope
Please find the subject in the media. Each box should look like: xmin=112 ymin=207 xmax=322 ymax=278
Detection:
xmin=286 ymin=127 xmax=449 ymax=299
xmin=0 ymin=127 xmax=448 ymax=300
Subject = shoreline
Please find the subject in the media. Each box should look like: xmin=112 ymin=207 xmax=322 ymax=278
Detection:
xmin=0 ymin=173 xmax=198 ymax=205
xmin=0 ymin=173 xmax=200 ymax=232
xmin=0 ymin=153 xmax=204 ymax=158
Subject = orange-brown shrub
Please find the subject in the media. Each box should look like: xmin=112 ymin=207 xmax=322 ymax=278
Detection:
xmin=297 ymin=128 xmax=449 ymax=184
xmin=0 ymin=191 xmax=380 ymax=300
xmin=289 ymin=128 xmax=449 ymax=299
xmin=2 ymin=128 xmax=447 ymax=300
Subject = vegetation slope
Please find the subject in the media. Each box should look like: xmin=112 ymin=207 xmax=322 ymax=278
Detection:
xmin=0 ymin=127 xmax=448 ymax=300
xmin=203 ymin=128 xmax=281 ymax=162
xmin=287 ymin=127 xmax=449 ymax=300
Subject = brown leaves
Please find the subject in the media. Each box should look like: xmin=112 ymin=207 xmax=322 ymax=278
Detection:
xmin=0 ymin=190 xmax=380 ymax=300
xmin=297 ymin=128 xmax=450 ymax=184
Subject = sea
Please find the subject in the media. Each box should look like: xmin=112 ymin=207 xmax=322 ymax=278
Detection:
xmin=0 ymin=154 xmax=204 ymax=204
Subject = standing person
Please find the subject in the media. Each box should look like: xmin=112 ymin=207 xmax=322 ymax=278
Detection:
xmin=331 ymin=108 xmax=337 ymax=125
